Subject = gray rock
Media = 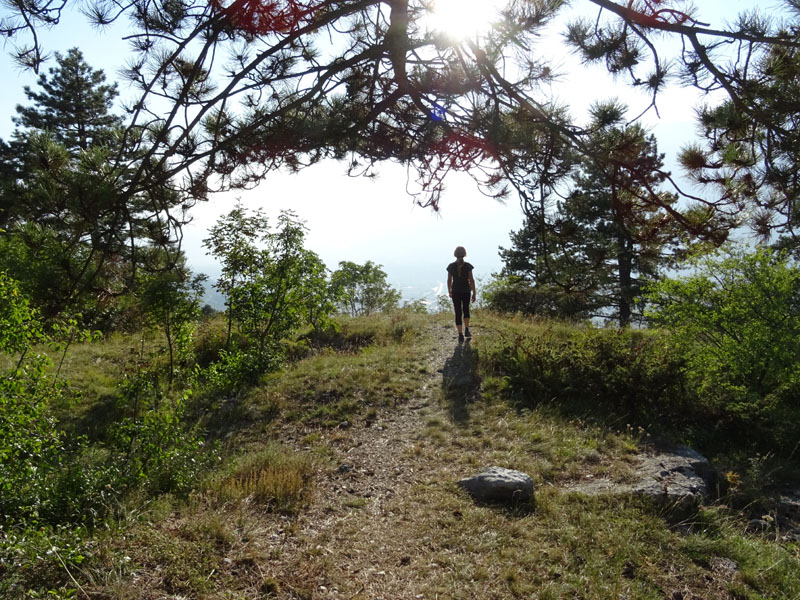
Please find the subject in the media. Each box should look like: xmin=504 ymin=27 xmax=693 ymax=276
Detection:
xmin=457 ymin=466 xmax=534 ymax=504
xmin=566 ymin=445 xmax=713 ymax=508
xmin=778 ymin=490 xmax=800 ymax=524
xmin=747 ymin=519 xmax=770 ymax=533
xmin=709 ymin=556 xmax=738 ymax=575
xmin=781 ymin=530 xmax=800 ymax=543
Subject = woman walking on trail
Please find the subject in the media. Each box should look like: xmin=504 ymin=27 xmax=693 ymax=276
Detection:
xmin=447 ymin=246 xmax=476 ymax=343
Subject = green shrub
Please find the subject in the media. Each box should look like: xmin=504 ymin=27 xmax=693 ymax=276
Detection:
xmin=107 ymin=407 xmax=212 ymax=497
xmin=478 ymin=317 xmax=688 ymax=423
xmin=192 ymin=348 xmax=265 ymax=394
xmin=566 ymin=328 xmax=687 ymax=417
xmin=1 ymin=272 xmax=216 ymax=529
xmin=0 ymin=522 xmax=90 ymax=597
xmin=0 ymin=272 xmax=79 ymax=524
xmin=109 ymin=363 xmax=218 ymax=497
xmin=645 ymin=246 xmax=800 ymax=445
xmin=483 ymin=275 xmax=593 ymax=320
xmin=401 ymin=298 xmax=429 ymax=314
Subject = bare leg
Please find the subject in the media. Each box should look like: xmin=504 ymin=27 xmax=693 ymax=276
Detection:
xmin=464 ymin=318 xmax=470 ymax=328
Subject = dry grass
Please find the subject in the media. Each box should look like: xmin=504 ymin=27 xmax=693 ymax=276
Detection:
xmin=212 ymin=445 xmax=315 ymax=514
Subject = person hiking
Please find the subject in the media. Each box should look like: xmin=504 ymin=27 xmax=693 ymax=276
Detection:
xmin=447 ymin=246 xmax=476 ymax=343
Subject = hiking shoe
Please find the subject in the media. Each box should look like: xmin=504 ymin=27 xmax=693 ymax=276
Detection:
xmin=458 ymin=333 xmax=465 ymax=343
xmin=464 ymin=327 xmax=472 ymax=338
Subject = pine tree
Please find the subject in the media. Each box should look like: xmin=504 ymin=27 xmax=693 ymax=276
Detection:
xmin=499 ymin=104 xmax=687 ymax=325
xmin=0 ymin=49 xmax=182 ymax=322
xmin=565 ymin=122 xmax=678 ymax=325
xmin=14 ymin=48 xmax=122 ymax=153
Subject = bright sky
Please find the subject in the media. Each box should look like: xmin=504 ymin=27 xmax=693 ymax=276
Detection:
xmin=0 ymin=0 xmax=766 ymax=305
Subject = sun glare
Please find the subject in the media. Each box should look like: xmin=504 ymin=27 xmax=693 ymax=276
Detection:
xmin=424 ymin=0 xmax=506 ymax=41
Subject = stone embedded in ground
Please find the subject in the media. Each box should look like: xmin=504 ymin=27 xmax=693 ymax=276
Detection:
xmin=457 ymin=466 xmax=534 ymax=504
xmin=709 ymin=556 xmax=739 ymax=576
xmin=777 ymin=489 xmax=800 ymax=533
xmin=747 ymin=518 xmax=770 ymax=533
xmin=565 ymin=444 xmax=714 ymax=508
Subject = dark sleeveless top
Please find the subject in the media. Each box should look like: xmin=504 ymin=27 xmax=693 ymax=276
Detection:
xmin=447 ymin=261 xmax=474 ymax=293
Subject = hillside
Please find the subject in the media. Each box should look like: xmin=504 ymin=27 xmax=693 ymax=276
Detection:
xmin=3 ymin=312 xmax=800 ymax=599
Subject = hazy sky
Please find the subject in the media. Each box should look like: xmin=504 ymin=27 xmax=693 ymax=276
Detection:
xmin=0 ymin=0 xmax=765 ymax=303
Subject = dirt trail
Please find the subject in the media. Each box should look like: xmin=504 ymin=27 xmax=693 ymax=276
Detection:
xmin=267 ymin=322 xmax=480 ymax=599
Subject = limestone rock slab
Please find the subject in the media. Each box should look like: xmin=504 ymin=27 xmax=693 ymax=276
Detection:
xmin=457 ymin=466 xmax=534 ymax=505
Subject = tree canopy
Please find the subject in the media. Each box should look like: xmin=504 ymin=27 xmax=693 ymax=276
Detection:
xmin=1 ymin=0 xmax=799 ymax=257
xmin=0 ymin=48 xmax=187 ymax=321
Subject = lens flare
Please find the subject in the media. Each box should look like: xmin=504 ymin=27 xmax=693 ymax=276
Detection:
xmin=424 ymin=0 xmax=506 ymax=41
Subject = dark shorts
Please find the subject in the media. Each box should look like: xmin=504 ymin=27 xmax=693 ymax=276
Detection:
xmin=452 ymin=291 xmax=471 ymax=326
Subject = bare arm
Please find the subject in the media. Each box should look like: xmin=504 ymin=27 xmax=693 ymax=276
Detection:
xmin=468 ymin=272 xmax=476 ymax=301
xmin=447 ymin=272 xmax=453 ymax=297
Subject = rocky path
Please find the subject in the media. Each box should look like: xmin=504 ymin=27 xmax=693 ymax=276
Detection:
xmin=263 ymin=322 xmax=477 ymax=599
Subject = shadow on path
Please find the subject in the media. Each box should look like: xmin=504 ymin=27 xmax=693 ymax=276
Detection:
xmin=441 ymin=340 xmax=480 ymax=425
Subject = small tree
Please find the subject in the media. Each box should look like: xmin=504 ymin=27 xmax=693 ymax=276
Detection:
xmin=330 ymin=261 xmax=401 ymax=317
xmin=202 ymin=203 xmax=270 ymax=347
xmin=435 ymin=294 xmax=453 ymax=314
xmin=139 ymin=266 xmax=206 ymax=388
xmin=229 ymin=212 xmax=330 ymax=368
xmin=300 ymin=258 xmax=337 ymax=333
xmin=204 ymin=207 xmax=333 ymax=372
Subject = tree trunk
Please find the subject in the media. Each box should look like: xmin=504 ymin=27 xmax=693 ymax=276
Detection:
xmin=613 ymin=183 xmax=633 ymax=327
xmin=166 ymin=320 xmax=174 ymax=390
xmin=616 ymin=233 xmax=633 ymax=327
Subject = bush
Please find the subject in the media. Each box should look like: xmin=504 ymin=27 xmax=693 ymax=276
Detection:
xmin=401 ymin=298 xmax=429 ymax=314
xmin=192 ymin=348 xmax=265 ymax=394
xmin=107 ymin=402 xmax=212 ymax=497
xmin=0 ymin=272 xmax=78 ymax=524
xmin=0 ymin=521 xmax=90 ymax=597
xmin=645 ymin=246 xmax=800 ymax=445
xmin=483 ymin=275 xmax=593 ymax=320
xmin=1 ymin=272 xmax=217 ymax=531
xmin=478 ymin=317 xmax=688 ymax=422
xmin=108 ymin=358 xmax=218 ymax=497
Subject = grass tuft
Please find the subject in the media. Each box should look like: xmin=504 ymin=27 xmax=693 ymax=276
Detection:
xmin=212 ymin=445 xmax=314 ymax=514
